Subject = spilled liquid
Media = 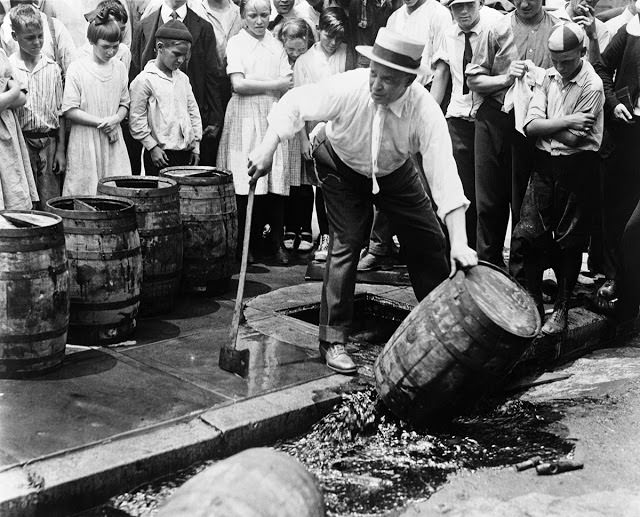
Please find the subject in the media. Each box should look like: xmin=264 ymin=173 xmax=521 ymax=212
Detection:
xmin=82 ymin=341 xmax=580 ymax=517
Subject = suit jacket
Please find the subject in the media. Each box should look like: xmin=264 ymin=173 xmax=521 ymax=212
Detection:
xmin=130 ymin=7 xmax=224 ymax=129
xmin=594 ymin=25 xmax=640 ymax=120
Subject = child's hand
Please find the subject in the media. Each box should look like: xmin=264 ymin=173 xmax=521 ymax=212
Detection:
xmin=565 ymin=112 xmax=595 ymax=132
xmin=300 ymin=137 xmax=312 ymax=161
xmin=189 ymin=151 xmax=200 ymax=166
xmin=203 ymin=125 xmax=220 ymax=139
xmin=97 ymin=115 xmax=120 ymax=135
xmin=53 ymin=149 xmax=66 ymax=174
xmin=150 ymin=146 xmax=169 ymax=168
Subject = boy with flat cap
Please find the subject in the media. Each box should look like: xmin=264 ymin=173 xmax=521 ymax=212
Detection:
xmin=512 ymin=22 xmax=604 ymax=335
xmin=129 ymin=20 xmax=202 ymax=175
xmin=248 ymin=28 xmax=478 ymax=374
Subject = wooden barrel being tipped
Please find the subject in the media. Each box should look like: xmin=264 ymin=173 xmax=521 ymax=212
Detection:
xmin=374 ymin=262 xmax=541 ymax=423
xmin=97 ymin=176 xmax=182 ymax=316
xmin=0 ymin=211 xmax=69 ymax=377
xmin=47 ymin=196 xmax=142 ymax=345
xmin=157 ymin=448 xmax=325 ymax=517
xmin=161 ymin=166 xmax=237 ymax=294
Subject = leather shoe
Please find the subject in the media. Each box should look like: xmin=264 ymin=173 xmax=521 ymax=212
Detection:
xmin=597 ymin=279 xmax=616 ymax=300
xmin=319 ymin=341 xmax=357 ymax=374
xmin=541 ymin=301 xmax=568 ymax=336
xmin=357 ymin=252 xmax=399 ymax=271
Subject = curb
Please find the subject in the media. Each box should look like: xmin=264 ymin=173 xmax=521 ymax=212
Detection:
xmin=0 ymin=375 xmax=350 ymax=517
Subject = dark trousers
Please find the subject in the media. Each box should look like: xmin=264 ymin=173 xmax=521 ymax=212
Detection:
xmin=315 ymin=187 xmax=329 ymax=235
xmin=123 ymin=119 xmax=142 ymax=175
xmin=285 ymin=185 xmax=314 ymax=235
xmin=143 ymin=149 xmax=192 ymax=177
xmin=601 ymin=120 xmax=640 ymax=280
xmin=448 ymin=116 xmax=476 ymax=249
xmin=314 ymin=141 xmax=449 ymax=344
xmin=617 ymin=198 xmax=640 ymax=320
xmin=474 ymin=99 xmax=535 ymax=266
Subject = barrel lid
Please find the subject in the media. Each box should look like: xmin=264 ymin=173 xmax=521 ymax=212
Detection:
xmin=161 ymin=166 xmax=232 ymax=185
xmin=0 ymin=210 xmax=60 ymax=229
xmin=98 ymin=176 xmax=178 ymax=198
xmin=47 ymin=196 xmax=135 ymax=219
xmin=463 ymin=262 xmax=541 ymax=338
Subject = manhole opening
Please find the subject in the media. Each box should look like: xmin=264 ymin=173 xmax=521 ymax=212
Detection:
xmin=279 ymin=293 xmax=412 ymax=344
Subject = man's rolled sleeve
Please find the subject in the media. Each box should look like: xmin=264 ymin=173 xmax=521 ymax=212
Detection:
xmin=418 ymin=100 xmax=470 ymax=221
xmin=267 ymin=80 xmax=343 ymax=141
xmin=523 ymin=79 xmax=548 ymax=130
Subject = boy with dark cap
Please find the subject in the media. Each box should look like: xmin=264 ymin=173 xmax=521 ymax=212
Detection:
xmin=129 ymin=20 xmax=202 ymax=175
xmin=511 ymin=22 xmax=604 ymax=335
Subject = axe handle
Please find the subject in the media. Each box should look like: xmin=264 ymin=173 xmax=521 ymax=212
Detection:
xmin=228 ymin=181 xmax=256 ymax=350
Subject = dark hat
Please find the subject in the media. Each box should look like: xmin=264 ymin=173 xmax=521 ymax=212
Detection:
xmin=155 ymin=20 xmax=193 ymax=43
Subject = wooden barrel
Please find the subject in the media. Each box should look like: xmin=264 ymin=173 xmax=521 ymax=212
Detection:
xmin=157 ymin=448 xmax=325 ymax=517
xmin=374 ymin=262 xmax=541 ymax=423
xmin=47 ymin=196 xmax=142 ymax=345
xmin=97 ymin=176 xmax=182 ymax=316
xmin=160 ymin=166 xmax=237 ymax=294
xmin=0 ymin=211 xmax=69 ymax=377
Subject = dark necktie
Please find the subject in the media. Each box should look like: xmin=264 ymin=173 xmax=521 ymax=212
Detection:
xmin=268 ymin=14 xmax=283 ymax=31
xmin=170 ymin=10 xmax=179 ymax=21
xmin=462 ymin=31 xmax=472 ymax=95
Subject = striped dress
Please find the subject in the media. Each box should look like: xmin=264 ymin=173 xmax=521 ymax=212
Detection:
xmin=61 ymin=55 xmax=132 ymax=196
xmin=216 ymin=29 xmax=295 ymax=196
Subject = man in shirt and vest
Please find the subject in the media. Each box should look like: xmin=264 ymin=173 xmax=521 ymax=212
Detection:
xmin=248 ymin=28 xmax=478 ymax=374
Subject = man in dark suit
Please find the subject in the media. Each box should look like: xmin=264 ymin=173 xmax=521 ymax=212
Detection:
xmin=130 ymin=0 xmax=225 ymax=167
xmin=593 ymin=15 xmax=640 ymax=308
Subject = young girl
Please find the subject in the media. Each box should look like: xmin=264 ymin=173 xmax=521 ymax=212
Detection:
xmin=278 ymin=17 xmax=314 ymax=254
xmin=217 ymin=0 xmax=293 ymax=264
xmin=81 ymin=0 xmax=132 ymax=73
xmin=293 ymin=7 xmax=354 ymax=261
xmin=62 ymin=12 xmax=131 ymax=196
xmin=0 ymin=48 xmax=37 ymax=209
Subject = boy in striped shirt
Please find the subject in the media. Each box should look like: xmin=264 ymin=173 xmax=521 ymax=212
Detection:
xmin=511 ymin=22 xmax=604 ymax=335
xmin=9 ymin=4 xmax=65 ymax=207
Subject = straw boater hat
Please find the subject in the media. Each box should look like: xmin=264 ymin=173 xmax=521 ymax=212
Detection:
xmin=356 ymin=28 xmax=425 ymax=75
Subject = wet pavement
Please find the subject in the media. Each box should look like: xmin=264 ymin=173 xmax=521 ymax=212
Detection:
xmin=1 ymin=253 xmax=639 ymax=516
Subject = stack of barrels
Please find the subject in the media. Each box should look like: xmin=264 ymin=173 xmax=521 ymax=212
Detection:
xmin=0 ymin=167 xmax=238 ymax=377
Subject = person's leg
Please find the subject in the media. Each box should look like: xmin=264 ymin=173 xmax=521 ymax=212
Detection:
xmin=284 ymin=186 xmax=301 ymax=250
xmin=122 ymin=119 xmax=142 ymax=175
xmin=600 ymin=123 xmax=640 ymax=298
xmin=314 ymin=186 xmax=331 ymax=261
xmin=358 ymin=209 xmax=398 ymax=271
xmin=447 ymin=117 xmax=476 ymax=249
xmin=297 ymin=185 xmax=315 ymax=251
xmin=266 ymin=193 xmax=288 ymax=264
xmin=376 ymin=160 xmax=449 ymax=301
xmin=616 ymin=199 xmax=640 ymax=320
xmin=315 ymin=141 xmax=372 ymax=373
xmin=474 ymin=101 xmax=511 ymax=266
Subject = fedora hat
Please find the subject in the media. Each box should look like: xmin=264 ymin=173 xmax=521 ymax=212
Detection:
xmin=356 ymin=28 xmax=425 ymax=75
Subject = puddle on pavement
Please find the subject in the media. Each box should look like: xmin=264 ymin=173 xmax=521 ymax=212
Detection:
xmin=80 ymin=343 xmax=583 ymax=517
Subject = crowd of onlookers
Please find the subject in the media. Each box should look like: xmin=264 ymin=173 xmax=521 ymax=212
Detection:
xmin=0 ymin=0 xmax=638 ymax=332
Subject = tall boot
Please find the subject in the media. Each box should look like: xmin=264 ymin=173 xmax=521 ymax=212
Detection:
xmin=541 ymin=250 xmax=581 ymax=335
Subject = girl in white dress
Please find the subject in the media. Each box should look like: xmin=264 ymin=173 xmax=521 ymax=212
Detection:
xmin=293 ymin=7 xmax=352 ymax=261
xmin=217 ymin=0 xmax=293 ymax=263
xmin=62 ymin=12 xmax=131 ymax=196
xmin=278 ymin=17 xmax=315 ymax=254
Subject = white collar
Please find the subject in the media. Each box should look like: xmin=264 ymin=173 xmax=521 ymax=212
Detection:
xmin=11 ymin=53 xmax=56 ymax=74
xmin=161 ymin=3 xmax=188 ymax=22
xmin=367 ymin=84 xmax=411 ymax=118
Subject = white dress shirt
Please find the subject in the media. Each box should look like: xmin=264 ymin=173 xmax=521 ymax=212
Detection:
xmin=385 ymin=0 xmax=453 ymax=85
xmin=160 ymin=3 xmax=188 ymax=22
xmin=267 ymin=68 xmax=469 ymax=220
xmin=604 ymin=7 xmax=634 ymax=37
xmin=433 ymin=7 xmax=503 ymax=119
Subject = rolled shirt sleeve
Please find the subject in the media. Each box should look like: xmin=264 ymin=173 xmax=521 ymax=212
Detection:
xmin=129 ymin=75 xmax=158 ymax=151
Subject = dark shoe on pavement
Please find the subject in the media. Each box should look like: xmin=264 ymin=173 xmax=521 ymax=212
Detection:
xmin=597 ymin=279 xmax=616 ymax=300
xmin=319 ymin=341 xmax=357 ymax=374
xmin=314 ymin=234 xmax=330 ymax=262
xmin=283 ymin=232 xmax=297 ymax=251
xmin=541 ymin=301 xmax=569 ymax=336
xmin=357 ymin=252 xmax=399 ymax=271
xmin=266 ymin=246 xmax=289 ymax=266
xmin=298 ymin=232 xmax=313 ymax=252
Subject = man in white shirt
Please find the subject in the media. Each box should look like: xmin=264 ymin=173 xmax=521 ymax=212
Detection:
xmin=248 ymin=29 xmax=478 ymax=374
xmin=604 ymin=0 xmax=636 ymax=36
xmin=430 ymin=0 xmax=503 ymax=250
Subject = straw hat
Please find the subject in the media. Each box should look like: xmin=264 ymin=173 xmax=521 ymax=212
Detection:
xmin=356 ymin=28 xmax=425 ymax=75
